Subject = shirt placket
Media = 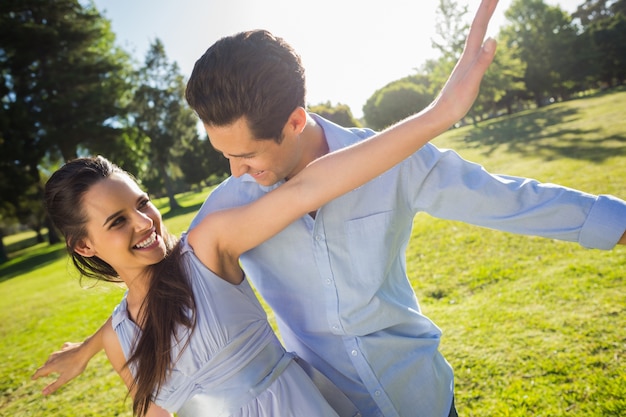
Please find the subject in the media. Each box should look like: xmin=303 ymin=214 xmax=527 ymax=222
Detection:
xmin=311 ymin=212 xmax=399 ymax=417
xmin=310 ymin=213 xmax=343 ymax=335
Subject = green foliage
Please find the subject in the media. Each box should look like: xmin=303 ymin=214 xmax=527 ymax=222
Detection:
xmin=1 ymin=89 xmax=625 ymax=416
xmin=469 ymin=40 xmax=526 ymax=119
xmin=363 ymin=0 xmax=626 ymax=129
xmin=431 ymin=0 xmax=470 ymax=60
xmin=572 ymin=0 xmax=623 ymax=27
xmin=0 ymin=0 xmax=133 ymax=162
xmin=179 ymin=135 xmax=230 ymax=187
xmin=308 ymin=102 xmax=361 ymax=128
xmin=587 ymin=13 xmax=626 ymax=86
xmin=502 ymin=0 xmax=579 ymax=106
xmin=0 ymin=0 xmax=134 ymax=247
xmin=130 ymin=39 xmax=200 ymax=210
xmin=363 ymin=76 xmax=433 ymax=130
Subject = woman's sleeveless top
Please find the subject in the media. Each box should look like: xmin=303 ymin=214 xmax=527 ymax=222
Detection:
xmin=111 ymin=235 xmax=339 ymax=416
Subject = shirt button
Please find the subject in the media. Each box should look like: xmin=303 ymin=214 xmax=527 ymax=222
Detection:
xmin=375 ymin=390 xmax=381 ymax=396
xmin=325 ymin=279 xmax=331 ymax=285
xmin=315 ymin=234 xmax=323 ymax=241
xmin=332 ymin=325 xmax=339 ymax=330
xmin=351 ymin=350 xmax=358 ymax=356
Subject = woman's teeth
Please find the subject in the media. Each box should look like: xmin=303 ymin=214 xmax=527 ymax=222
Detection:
xmin=134 ymin=232 xmax=157 ymax=249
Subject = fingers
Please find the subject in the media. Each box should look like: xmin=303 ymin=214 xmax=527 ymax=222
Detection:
xmin=465 ymin=37 xmax=497 ymax=87
xmin=449 ymin=0 xmax=498 ymax=90
xmin=31 ymin=360 xmax=63 ymax=395
xmin=31 ymin=342 xmax=84 ymax=395
xmin=31 ymin=353 xmax=60 ymax=380
xmin=470 ymin=0 xmax=498 ymax=43
xmin=434 ymin=12 xmax=498 ymax=120
xmin=42 ymin=377 xmax=68 ymax=396
xmin=32 ymin=359 xmax=77 ymax=396
xmin=474 ymin=37 xmax=497 ymax=72
xmin=31 ymin=365 xmax=49 ymax=380
xmin=461 ymin=0 xmax=499 ymax=65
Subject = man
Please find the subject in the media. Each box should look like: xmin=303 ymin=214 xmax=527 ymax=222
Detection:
xmin=33 ymin=1 xmax=626 ymax=415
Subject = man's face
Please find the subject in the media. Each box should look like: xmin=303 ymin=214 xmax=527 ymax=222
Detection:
xmin=205 ymin=117 xmax=304 ymax=186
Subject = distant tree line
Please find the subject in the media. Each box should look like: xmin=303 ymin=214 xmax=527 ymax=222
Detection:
xmin=361 ymin=0 xmax=626 ymax=130
xmin=1 ymin=0 xmax=625 ymax=261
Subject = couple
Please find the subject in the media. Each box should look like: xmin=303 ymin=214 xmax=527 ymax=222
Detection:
xmin=34 ymin=0 xmax=626 ymax=416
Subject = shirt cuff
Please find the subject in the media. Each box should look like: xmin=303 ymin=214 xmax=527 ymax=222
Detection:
xmin=579 ymin=194 xmax=626 ymax=250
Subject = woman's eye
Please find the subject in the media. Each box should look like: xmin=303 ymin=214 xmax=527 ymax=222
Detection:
xmin=111 ymin=217 xmax=125 ymax=227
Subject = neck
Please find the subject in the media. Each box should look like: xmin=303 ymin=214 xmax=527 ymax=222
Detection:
xmin=286 ymin=114 xmax=329 ymax=180
xmin=121 ymin=270 xmax=151 ymax=323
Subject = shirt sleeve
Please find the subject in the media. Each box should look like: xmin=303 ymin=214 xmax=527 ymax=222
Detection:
xmin=403 ymin=143 xmax=626 ymax=249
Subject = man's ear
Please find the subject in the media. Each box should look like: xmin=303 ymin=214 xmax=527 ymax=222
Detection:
xmin=284 ymin=107 xmax=307 ymax=136
xmin=74 ymin=238 xmax=96 ymax=257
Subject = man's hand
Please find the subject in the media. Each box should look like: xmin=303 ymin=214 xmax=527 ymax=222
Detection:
xmin=432 ymin=0 xmax=498 ymax=125
xmin=31 ymin=342 xmax=90 ymax=395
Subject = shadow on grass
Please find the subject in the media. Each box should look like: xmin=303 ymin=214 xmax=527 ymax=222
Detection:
xmin=0 ymin=244 xmax=68 ymax=283
xmin=5 ymin=234 xmax=45 ymax=253
xmin=1 ymin=202 xmax=206 ymax=283
xmin=460 ymin=103 xmax=626 ymax=163
xmin=161 ymin=201 xmax=204 ymax=220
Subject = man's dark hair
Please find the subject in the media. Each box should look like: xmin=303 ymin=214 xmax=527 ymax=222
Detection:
xmin=185 ymin=29 xmax=306 ymax=143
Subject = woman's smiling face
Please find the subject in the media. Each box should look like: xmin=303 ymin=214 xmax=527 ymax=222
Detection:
xmin=75 ymin=173 xmax=167 ymax=281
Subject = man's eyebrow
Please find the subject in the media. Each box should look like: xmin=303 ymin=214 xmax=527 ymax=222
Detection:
xmin=221 ymin=150 xmax=257 ymax=158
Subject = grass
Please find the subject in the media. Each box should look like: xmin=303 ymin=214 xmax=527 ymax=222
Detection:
xmin=1 ymin=88 xmax=625 ymax=416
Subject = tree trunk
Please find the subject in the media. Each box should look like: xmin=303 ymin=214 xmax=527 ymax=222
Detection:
xmin=35 ymin=227 xmax=44 ymax=243
xmin=45 ymin=216 xmax=61 ymax=245
xmin=158 ymin=162 xmax=180 ymax=211
xmin=0 ymin=230 xmax=7 ymax=264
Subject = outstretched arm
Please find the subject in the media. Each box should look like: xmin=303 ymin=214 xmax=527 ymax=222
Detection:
xmin=31 ymin=318 xmax=108 ymax=395
xmin=192 ymin=0 xmax=499 ymax=267
xmin=101 ymin=320 xmax=173 ymax=417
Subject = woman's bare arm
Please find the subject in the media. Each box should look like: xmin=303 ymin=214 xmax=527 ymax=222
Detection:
xmin=32 ymin=318 xmax=109 ymax=395
xmin=102 ymin=319 xmax=173 ymax=417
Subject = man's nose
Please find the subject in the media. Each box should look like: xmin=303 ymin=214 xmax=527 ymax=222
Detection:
xmin=229 ymin=158 xmax=248 ymax=178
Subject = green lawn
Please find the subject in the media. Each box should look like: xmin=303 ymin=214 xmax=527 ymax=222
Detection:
xmin=1 ymin=88 xmax=625 ymax=416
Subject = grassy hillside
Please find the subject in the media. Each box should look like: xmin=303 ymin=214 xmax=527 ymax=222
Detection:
xmin=414 ymin=87 xmax=626 ymax=416
xmin=1 ymin=88 xmax=625 ymax=416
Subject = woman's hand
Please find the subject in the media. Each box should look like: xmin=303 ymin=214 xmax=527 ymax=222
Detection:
xmin=31 ymin=341 xmax=91 ymax=395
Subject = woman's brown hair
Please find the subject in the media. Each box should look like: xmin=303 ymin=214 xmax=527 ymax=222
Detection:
xmin=44 ymin=156 xmax=195 ymax=416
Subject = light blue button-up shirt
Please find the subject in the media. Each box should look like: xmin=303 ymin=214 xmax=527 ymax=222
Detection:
xmin=190 ymin=115 xmax=626 ymax=417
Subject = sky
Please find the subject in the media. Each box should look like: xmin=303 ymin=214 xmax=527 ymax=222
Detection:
xmin=91 ymin=0 xmax=584 ymax=118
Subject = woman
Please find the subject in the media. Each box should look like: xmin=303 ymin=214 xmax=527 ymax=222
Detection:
xmin=46 ymin=155 xmax=348 ymax=417
xmin=41 ymin=4 xmax=496 ymax=416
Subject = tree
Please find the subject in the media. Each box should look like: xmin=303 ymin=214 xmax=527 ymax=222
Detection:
xmin=0 ymin=202 xmax=16 ymax=263
xmin=573 ymin=0 xmax=617 ymax=26
xmin=431 ymin=0 xmax=470 ymax=61
xmin=502 ymin=0 xmax=578 ymax=106
xmin=308 ymin=102 xmax=361 ymax=127
xmin=426 ymin=0 xmax=470 ymax=97
xmin=0 ymin=0 xmax=133 ymax=244
xmin=363 ymin=76 xmax=433 ymax=130
xmin=131 ymin=39 xmax=199 ymax=209
xmin=588 ymin=14 xmax=626 ymax=86
xmin=574 ymin=0 xmax=626 ymax=87
xmin=179 ymin=135 xmax=229 ymax=188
